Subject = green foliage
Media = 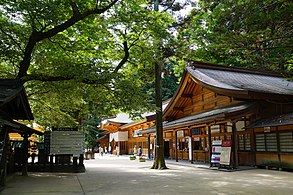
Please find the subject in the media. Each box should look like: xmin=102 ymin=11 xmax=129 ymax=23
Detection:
xmin=177 ymin=0 xmax=293 ymax=76
xmin=82 ymin=113 xmax=102 ymax=150
xmin=0 ymin=0 xmax=181 ymax=128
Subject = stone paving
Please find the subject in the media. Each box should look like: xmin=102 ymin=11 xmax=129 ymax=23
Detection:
xmin=1 ymin=155 xmax=293 ymax=195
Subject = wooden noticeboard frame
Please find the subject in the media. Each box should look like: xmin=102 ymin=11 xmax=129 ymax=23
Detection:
xmin=52 ymin=127 xmax=78 ymax=131
xmin=50 ymin=129 xmax=84 ymax=156
xmin=220 ymin=140 xmax=232 ymax=166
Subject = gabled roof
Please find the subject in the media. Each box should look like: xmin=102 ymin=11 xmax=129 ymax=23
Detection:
xmin=102 ymin=113 xmax=133 ymax=125
xmin=1 ymin=118 xmax=43 ymax=135
xmin=102 ymin=99 xmax=171 ymax=131
xmin=164 ymin=61 xmax=293 ymax=119
xmin=186 ymin=61 xmax=293 ymax=96
xmin=0 ymin=79 xmax=33 ymax=120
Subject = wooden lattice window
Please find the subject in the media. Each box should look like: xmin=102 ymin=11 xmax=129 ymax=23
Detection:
xmin=279 ymin=132 xmax=293 ymax=153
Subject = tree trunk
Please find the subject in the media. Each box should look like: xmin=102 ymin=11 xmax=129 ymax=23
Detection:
xmin=151 ymin=61 xmax=167 ymax=169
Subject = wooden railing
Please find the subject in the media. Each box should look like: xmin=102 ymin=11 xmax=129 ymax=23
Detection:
xmin=21 ymin=153 xmax=85 ymax=173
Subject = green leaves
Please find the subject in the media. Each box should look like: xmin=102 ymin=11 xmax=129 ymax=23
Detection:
xmin=0 ymin=0 xmax=183 ymax=128
xmin=177 ymin=0 xmax=293 ymax=75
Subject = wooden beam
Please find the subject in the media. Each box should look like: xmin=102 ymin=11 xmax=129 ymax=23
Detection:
xmin=164 ymin=116 xmax=174 ymax=121
xmin=173 ymin=107 xmax=184 ymax=112
xmin=181 ymin=94 xmax=193 ymax=98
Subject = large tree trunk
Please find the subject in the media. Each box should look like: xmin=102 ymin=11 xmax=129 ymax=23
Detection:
xmin=151 ymin=61 xmax=167 ymax=169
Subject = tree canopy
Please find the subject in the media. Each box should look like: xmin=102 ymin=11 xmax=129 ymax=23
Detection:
xmin=0 ymin=0 xmax=179 ymax=128
xmin=1 ymin=0 xmax=292 ymax=128
xmin=175 ymin=0 xmax=293 ymax=77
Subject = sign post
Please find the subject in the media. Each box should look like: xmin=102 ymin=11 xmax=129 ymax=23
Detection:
xmin=50 ymin=127 xmax=84 ymax=157
xmin=211 ymin=140 xmax=222 ymax=165
xmin=220 ymin=140 xmax=232 ymax=166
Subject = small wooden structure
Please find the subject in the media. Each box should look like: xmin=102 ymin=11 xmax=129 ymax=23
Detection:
xmin=119 ymin=115 xmax=155 ymax=158
xmin=100 ymin=114 xmax=131 ymax=155
xmin=0 ymin=79 xmax=38 ymax=187
xmin=139 ymin=61 xmax=293 ymax=169
xmin=100 ymin=101 xmax=170 ymax=158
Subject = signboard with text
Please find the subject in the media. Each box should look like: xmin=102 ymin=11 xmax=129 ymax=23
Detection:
xmin=220 ymin=140 xmax=232 ymax=166
xmin=52 ymin=127 xmax=78 ymax=131
xmin=211 ymin=140 xmax=222 ymax=164
xmin=50 ymin=130 xmax=84 ymax=156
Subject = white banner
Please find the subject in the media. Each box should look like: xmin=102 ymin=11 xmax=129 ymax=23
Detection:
xmin=187 ymin=136 xmax=192 ymax=161
xmin=110 ymin=131 xmax=128 ymax=142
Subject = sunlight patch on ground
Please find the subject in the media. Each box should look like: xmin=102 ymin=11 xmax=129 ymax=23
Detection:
xmin=154 ymin=172 xmax=178 ymax=177
xmin=210 ymin=181 xmax=230 ymax=187
xmin=30 ymin=173 xmax=74 ymax=178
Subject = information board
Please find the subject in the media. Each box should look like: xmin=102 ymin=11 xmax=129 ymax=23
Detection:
xmin=44 ymin=131 xmax=51 ymax=154
xmin=50 ymin=131 xmax=84 ymax=156
xmin=211 ymin=140 xmax=222 ymax=164
xmin=220 ymin=140 xmax=232 ymax=165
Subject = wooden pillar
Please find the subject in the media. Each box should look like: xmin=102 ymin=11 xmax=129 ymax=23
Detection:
xmin=117 ymin=141 xmax=120 ymax=156
xmin=73 ymin=156 xmax=78 ymax=167
xmin=251 ymin=128 xmax=256 ymax=166
xmin=232 ymin=122 xmax=238 ymax=169
xmin=22 ymin=133 xmax=29 ymax=176
xmin=147 ymin=134 xmax=151 ymax=159
xmin=0 ymin=125 xmax=8 ymax=186
xmin=276 ymin=126 xmax=281 ymax=169
xmin=208 ymin=126 xmax=212 ymax=167
xmin=175 ymin=131 xmax=178 ymax=162
xmin=79 ymin=154 xmax=84 ymax=166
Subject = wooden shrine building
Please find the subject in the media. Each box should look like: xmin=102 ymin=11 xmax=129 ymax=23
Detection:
xmin=139 ymin=61 xmax=293 ymax=170
xmin=0 ymin=79 xmax=44 ymax=187
xmin=100 ymin=113 xmax=134 ymax=155
xmin=100 ymin=100 xmax=170 ymax=158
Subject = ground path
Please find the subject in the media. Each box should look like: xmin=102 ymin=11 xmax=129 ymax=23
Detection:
xmin=1 ymin=155 xmax=293 ymax=194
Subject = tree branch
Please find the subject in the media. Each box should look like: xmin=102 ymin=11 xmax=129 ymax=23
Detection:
xmin=112 ymin=29 xmax=145 ymax=74
xmin=113 ymin=41 xmax=129 ymax=74
xmin=17 ymin=0 xmax=119 ymax=80
xmin=129 ymin=30 xmax=144 ymax=48
xmin=0 ymin=27 xmax=24 ymax=53
xmin=20 ymin=73 xmax=109 ymax=85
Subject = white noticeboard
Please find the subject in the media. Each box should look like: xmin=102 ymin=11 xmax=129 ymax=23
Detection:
xmin=220 ymin=140 xmax=232 ymax=166
xmin=50 ymin=131 xmax=84 ymax=156
xmin=220 ymin=147 xmax=231 ymax=165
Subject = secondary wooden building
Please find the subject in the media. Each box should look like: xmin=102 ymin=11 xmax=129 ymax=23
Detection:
xmin=0 ymin=79 xmax=43 ymax=187
xmin=100 ymin=100 xmax=170 ymax=157
xmin=100 ymin=113 xmax=133 ymax=155
xmin=139 ymin=61 xmax=293 ymax=169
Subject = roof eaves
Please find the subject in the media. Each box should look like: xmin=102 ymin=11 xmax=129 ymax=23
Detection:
xmin=245 ymin=113 xmax=293 ymax=128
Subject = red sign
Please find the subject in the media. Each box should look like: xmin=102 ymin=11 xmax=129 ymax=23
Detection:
xmin=222 ymin=140 xmax=232 ymax=147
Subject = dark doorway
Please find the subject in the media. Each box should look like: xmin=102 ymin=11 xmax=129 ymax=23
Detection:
xmin=164 ymin=141 xmax=170 ymax=158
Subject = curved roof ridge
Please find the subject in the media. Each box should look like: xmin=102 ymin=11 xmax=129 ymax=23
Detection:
xmin=186 ymin=61 xmax=293 ymax=95
xmin=187 ymin=60 xmax=284 ymax=77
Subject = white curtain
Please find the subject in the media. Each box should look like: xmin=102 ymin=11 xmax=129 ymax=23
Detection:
xmin=109 ymin=131 xmax=128 ymax=142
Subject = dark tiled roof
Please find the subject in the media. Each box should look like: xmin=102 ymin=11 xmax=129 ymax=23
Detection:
xmin=0 ymin=79 xmax=33 ymax=120
xmin=0 ymin=118 xmax=43 ymax=135
xmin=0 ymin=79 xmax=22 ymax=106
xmin=139 ymin=102 xmax=255 ymax=134
xmin=186 ymin=62 xmax=293 ymax=95
xmin=245 ymin=113 xmax=293 ymax=128
xmin=164 ymin=102 xmax=254 ymax=129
